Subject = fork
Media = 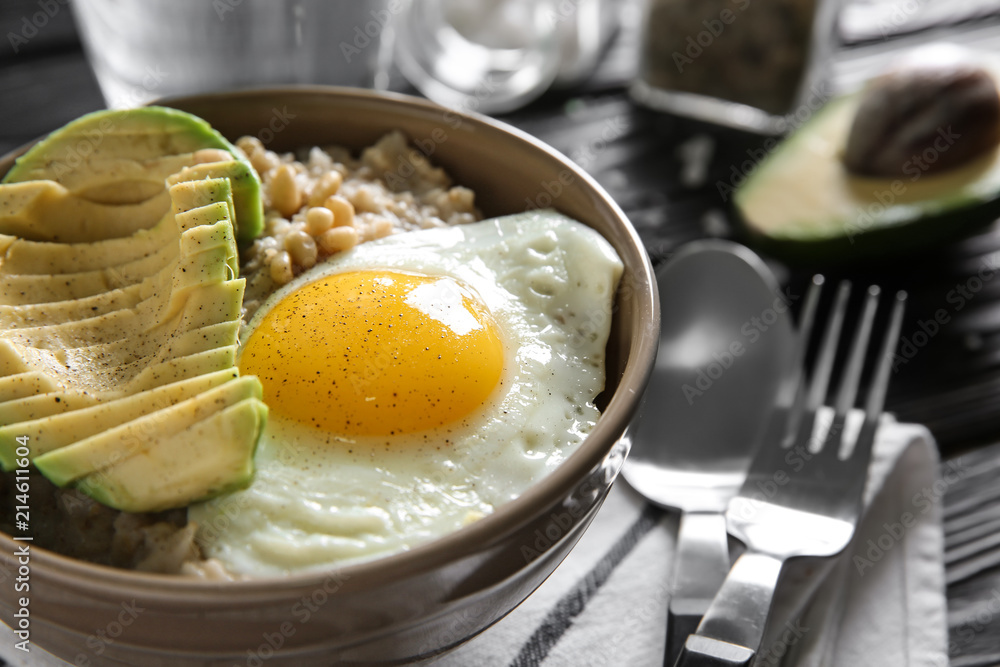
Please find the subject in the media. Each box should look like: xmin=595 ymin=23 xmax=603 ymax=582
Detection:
xmin=674 ymin=276 xmax=907 ymax=667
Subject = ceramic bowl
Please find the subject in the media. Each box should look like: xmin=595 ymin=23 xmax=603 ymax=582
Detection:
xmin=0 ymin=87 xmax=658 ymax=666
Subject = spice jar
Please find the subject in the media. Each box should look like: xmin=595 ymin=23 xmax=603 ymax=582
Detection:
xmin=631 ymin=0 xmax=837 ymax=134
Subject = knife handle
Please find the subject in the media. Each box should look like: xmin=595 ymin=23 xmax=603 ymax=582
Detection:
xmin=665 ymin=511 xmax=731 ymax=666
xmin=673 ymin=551 xmax=785 ymax=667
xmin=674 ymin=635 xmax=755 ymax=667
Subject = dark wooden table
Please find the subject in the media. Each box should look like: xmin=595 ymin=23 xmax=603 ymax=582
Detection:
xmin=4 ymin=1 xmax=1000 ymax=665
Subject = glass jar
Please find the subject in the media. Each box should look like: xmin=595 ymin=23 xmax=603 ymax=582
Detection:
xmin=631 ymin=0 xmax=839 ymax=134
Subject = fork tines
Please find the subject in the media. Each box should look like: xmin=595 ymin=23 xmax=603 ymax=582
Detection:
xmin=782 ymin=276 xmax=907 ymax=462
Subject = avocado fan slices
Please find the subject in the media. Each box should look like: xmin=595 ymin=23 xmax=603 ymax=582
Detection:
xmin=0 ymin=108 xmax=268 ymax=513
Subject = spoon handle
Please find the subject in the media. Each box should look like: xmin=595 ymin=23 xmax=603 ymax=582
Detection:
xmin=666 ymin=511 xmax=731 ymax=666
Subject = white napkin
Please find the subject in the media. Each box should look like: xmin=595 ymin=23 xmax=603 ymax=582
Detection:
xmin=0 ymin=421 xmax=947 ymax=667
xmin=434 ymin=419 xmax=949 ymax=667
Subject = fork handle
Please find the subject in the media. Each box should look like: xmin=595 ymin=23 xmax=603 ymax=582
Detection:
xmin=666 ymin=512 xmax=731 ymax=666
xmin=673 ymin=551 xmax=785 ymax=667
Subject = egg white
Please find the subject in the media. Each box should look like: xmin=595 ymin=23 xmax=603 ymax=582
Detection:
xmin=188 ymin=210 xmax=624 ymax=575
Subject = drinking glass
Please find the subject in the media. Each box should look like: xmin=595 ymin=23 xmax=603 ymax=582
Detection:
xmin=71 ymin=0 xmax=395 ymax=109
xmin=393 ymin=0 xmax=619 ymax=115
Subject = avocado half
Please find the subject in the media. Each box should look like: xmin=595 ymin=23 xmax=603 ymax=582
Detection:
xmin=3 ymin=106 xmax=264 ymax=242
xmin=733 ymin=94 xmax=1000 ymax=264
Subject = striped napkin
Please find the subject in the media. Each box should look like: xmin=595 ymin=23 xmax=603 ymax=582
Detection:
xmin=434 ymin=419 xmax=948 ymax=667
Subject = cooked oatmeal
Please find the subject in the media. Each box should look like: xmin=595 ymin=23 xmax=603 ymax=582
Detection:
xmin=237 ymin=131 xmax=481 ymax=321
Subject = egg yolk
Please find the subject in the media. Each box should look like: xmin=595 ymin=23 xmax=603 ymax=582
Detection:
xmin=239 ymin=270 xmax=504 ymax=436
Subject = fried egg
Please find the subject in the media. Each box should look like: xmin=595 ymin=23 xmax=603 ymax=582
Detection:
xmin=188 ymin=211 xmax=623 ymax=575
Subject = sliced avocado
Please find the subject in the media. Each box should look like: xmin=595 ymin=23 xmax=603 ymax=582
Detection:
xmin=179 ymin=215 xmax=239 ymax=277
xmin=168 ymin=161 xmax=264 ymax=242
xmin=0 ymin=214 xmax=223 ymax=322
xmin=70 ymin=242 xmax=237 ymax=341
xmin=119 ymin=345 xmax=239 ymax=394
xmin=1 ymin=145 xmax=262 ymax=511
xmin=0 ymin=268 xmax=133 ymax=306
xmin=0 ymin=181 xmax=171 ymax=243
xmin=0 ymin=284 xmax=143 ymax=328
xmin=177 ymin=203 xmax=232 ymax=235
xmin=2 ymin=107 xmax=263 ymax=243
xmin=0 ymin=368 xmax=238 ymax=463
xmin=169 ymin=177 xmax=236 ymax=222
xmin=1 ymin=221 xmax=237 ymax=325
xmin=132 ymin=274 xmax=243 ymax=345
xmin=128 ymin=240 xmax=239 ymax=329
xmin=65 ymin=398 xmax=267 ymax=513
xmin=3 ymin=107 xmax=243 ymax=185
xmin=31 ymin=150 xmax=235 ymax=205
xmin=171 ymin=244 xmax=236 ymax=292
xmin=6 ymin=344 xmax=62 ymax=383
xmin=0 ymin=391 xmax=99 ymax=436
xmin=2 ymin=308 xmax=137 ymax=349
xmin=4 ymin=277 xmax=242 ymax=396
xmin=0 ymin=237 xmax=178 ymax=305
xmin=62 ymin=344 xmax=239 ymax=397
xmin=0 ymin=371 xmax=57 ymax=402
xmin=64 ymin=319 xmax=239 ymax=376
xmin=162 ymin=278 xmax=245 ymax=334
xmin=6 ymin=249 xmax=237 ymax=351
xmin=91 ymin=280 xmax=242 ymax=376
xmin=157 ymin=321 xmax=240 ymax=359
xmin=0 ymin=182 xmax=238 ymax=308
xmin=0 ymin=212 xmax=176 ymax=276
xmin=734 ymin=94 xmax=1000 ymax=263
xmin=32 ymin=376 xmax=262 ymax=484
xmin=0 ymin=339 xmax=30 ymax=376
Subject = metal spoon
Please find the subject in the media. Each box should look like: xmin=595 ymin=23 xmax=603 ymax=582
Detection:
xmin=622 ymin=239 xmax=795 ymax=665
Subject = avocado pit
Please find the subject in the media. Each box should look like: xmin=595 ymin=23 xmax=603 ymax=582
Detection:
xmin=843 ymin=58 xmax=1000 ymax=178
